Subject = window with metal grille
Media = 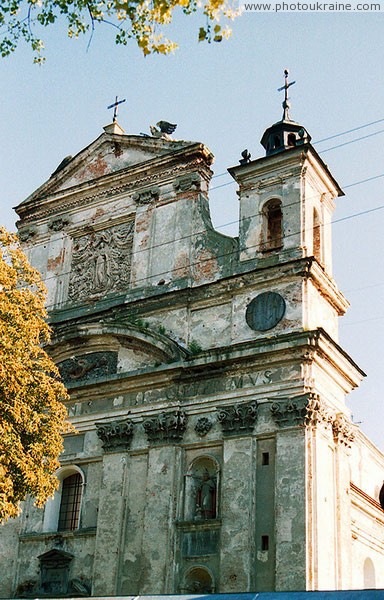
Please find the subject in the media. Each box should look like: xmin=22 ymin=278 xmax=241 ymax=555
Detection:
xmin=58 ymin=473 xmax=82 ymax=531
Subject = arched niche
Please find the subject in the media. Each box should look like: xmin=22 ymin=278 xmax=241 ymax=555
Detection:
xmin=49 ymin=321 xmax=187 ymax=383
xmin=261 ymin=198 xmax=283 ymax=252
xmin=181 ymin=566 xmax=215 ymax=594
xmin=363 ymin=557 xmax=376 ymax=589
xmin=184 ymin=455 xmax=220 ymax=521
xmin=43 ymin=465 xmax=85 ymax=532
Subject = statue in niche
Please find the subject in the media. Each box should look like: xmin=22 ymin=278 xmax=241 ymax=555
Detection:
xmin=194 ymin=469 xmax=216 ymax=520
xmin=94 ymin=237 xmax=111 ymax=291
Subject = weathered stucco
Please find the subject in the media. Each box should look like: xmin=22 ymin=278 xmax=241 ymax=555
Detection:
xmin=2 ymin=119 xmax=384 ymax=598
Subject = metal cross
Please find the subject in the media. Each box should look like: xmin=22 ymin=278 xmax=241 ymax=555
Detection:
xmin=277 ymin=69 xmax=295 ymax=120
xmin=107 ymin=96 xmax=126 ymax=122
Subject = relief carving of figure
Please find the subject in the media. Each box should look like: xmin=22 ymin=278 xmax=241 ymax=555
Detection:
xmin=68 ymin=222 xmax=134 ymax=302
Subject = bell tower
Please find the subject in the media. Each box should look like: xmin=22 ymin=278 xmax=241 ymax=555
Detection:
xmin=230 ymin=69 xmax=341 ymax=277
xmin=229 ymin=70 xmax=347 ymax=344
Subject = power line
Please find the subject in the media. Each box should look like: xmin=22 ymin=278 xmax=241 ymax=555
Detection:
xmin=42 ymin=199 xmax=384 ymax=310
xmin=21 ymin=167 xmax=384 ymax=256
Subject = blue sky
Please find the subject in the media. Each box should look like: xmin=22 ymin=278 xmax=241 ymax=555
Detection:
xmin=0 ymin=11 xmax=383 ymax=448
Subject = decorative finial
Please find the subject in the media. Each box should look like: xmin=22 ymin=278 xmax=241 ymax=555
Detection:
xmin=239 ymin=149 xmax=251 ymax=165
xmin=107 ymin=96 xmax=126 ymax=123
xmin=277 ymin=69 xmax=296 ymax=121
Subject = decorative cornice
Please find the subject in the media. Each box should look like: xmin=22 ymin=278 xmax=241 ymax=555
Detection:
xmin=96 ymin=418 xmax=134 ymax=452
xmin=217 ymin=401 xmax=257 ymax=435
xmin=18 ymin=159 xmax=206 ymax=223
xmin=143 ymin=410 xmax=187 ymax=443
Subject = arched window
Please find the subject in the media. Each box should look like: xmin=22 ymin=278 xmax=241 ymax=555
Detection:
xmin=363 ymin=557 xmax=376 ymax=588
xmin=58 ymin=473 xmax=82 ymax=531
xmin=287 ymin=133 xmax=296 ymax=147
xmin=262 ymin=199 xmax=283 ymax=251
xmin=182 ymin=566 xmax=214 ymax=594
xmin=313 ymin=208 xmax=322 ymax=262
xmin=43 ymin=466 xmax=84 ymax=532
xmin=184 ymin=456 xmax=219 ymax=521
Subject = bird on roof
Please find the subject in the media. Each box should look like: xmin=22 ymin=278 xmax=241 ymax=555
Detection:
xmin=150 ymin=121 xmax=177 ymax=139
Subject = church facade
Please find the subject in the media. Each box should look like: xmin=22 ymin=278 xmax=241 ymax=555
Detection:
xmin=1 ymin=103 xmax=384 ymax=597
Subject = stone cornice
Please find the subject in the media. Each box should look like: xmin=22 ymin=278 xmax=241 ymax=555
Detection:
xmin=16 ymin=144 xmax=213 ymax=222
xmin=304 ymin=258 xmax=349 ymax=316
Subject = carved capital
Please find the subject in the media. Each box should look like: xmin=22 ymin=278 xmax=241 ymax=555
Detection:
xmin=132 ymin=186 xmax=160 ymax=205
xmin=96 ymin=418 xmax=134 ymax=452
xmin=143 ymin=410 xmax=187 ymax=443
xmin=173 ymin=173 xmax=201 ymax=192
xmin=217 ymin=401 xmax=257 ymax=435
xmin=195 ymin=417 xmax=213 ymax=437
xmin=18 ymin=227 xmax=37 ymax=242
xmin=271 ymin=395 xmax=309 ymax=427
xmin=49 ymin=217 xmax=69 ymax=231
xmin=332 ymin=413 xmax=355 ymax=448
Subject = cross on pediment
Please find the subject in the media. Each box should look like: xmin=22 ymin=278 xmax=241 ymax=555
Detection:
xmin=107 ymin=96 xmax=126 ymax=122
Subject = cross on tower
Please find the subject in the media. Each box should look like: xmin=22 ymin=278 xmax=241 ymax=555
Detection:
xmin=277 ymin=69 xmax=295 ymax=121
xmin=107 ymin=96 xmax=126 ymax=122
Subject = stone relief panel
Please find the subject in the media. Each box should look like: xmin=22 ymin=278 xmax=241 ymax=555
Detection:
xmin=58 ymin=352 xmax=118 ymax=384
xmin=68 ymin=221 xmax=134 ymax=302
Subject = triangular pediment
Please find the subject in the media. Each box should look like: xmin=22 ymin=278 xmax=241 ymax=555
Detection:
xmin=18 ymin=131 xmax=196 ymax=207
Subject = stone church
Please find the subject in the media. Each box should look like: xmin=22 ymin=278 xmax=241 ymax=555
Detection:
xmin=1 ymin=86 xmax=384 ymax=597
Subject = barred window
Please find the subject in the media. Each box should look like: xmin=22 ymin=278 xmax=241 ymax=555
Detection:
xmin=58 ymin=473 xmax=82 ymax=531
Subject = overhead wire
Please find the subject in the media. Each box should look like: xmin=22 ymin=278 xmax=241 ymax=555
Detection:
xmin=41 ymin=199 xmax=384 ymax=311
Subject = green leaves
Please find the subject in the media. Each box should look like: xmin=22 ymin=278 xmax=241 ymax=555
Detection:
xmin=0 ymin=0 xmax=236 ymax=61
xmin=0 ymin=227 xmax=71 ymax=522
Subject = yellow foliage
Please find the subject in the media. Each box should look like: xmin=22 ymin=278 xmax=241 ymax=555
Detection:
xmin=0 ymin=227 xmax=71 ymax=523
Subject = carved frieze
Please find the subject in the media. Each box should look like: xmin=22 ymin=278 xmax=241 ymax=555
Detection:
xmin=58 ymin=352 xmax=118 ymax=383
xmin=96 ymin=418 xmax=134 ymax=452
xmin=217 ymin=401 xmax=257 ymax=435
xmin=143 ymin=410 xmax=187 ymax=443
xmin=173 ymin=173 xmax=201 ymax=192
xmin=132 ymin=186 xmax=160 ymax=205
xmin=195 ymin=417 xmax=213 ymax=437
xmin=68 ymin=221 xmax=134 ymax=302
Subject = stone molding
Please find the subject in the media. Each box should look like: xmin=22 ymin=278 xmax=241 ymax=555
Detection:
xmin=143 ymin=410 xmax=187 ymax=443
xmin=19 ymin=159 xmax=205 ymax=222
xmin=96 ymin=418 xmax=134 ymax=452
xmin=217 ymin=401 xmax=258 ymax=435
